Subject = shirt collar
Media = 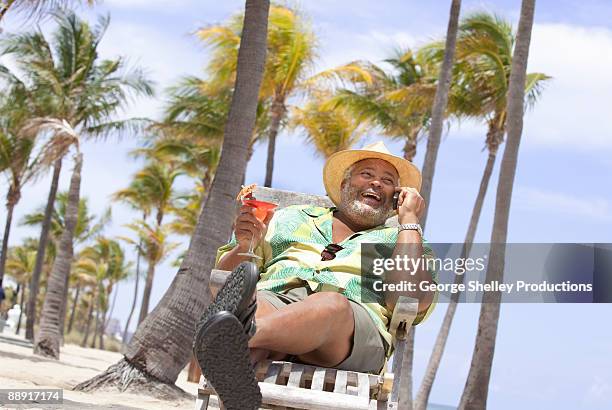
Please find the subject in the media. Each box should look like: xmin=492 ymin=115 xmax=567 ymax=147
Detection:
xmin=302 ymin=205 xmax=390 ymax=243
xmin=301 ymin=206 xmax=335 ymax=218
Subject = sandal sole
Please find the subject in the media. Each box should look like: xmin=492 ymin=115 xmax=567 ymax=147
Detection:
xmin=195 ymin=311 xmax=261 ymax=410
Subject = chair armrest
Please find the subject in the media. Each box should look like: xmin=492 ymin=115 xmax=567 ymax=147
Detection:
xmin=387 ymin=296 xmax=419 ymax=405
xmin=210 ymin=269 xmax=231 ymax=297
xmin=388 ymin=295 xmax=419 ymax=342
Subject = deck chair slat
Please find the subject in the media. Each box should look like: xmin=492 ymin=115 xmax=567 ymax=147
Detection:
xmin=259 ymin=383 xmax=371 ymax=410
xmin=265 ymin=362 xmax=283 ymax=384
xmin=357 ymin=373 xmax=371 ymax=398
xmin=287 ymin=363 xmax=304 ymax=387
xmin=311 ymin=368 xmax=326 ymax=391
xmin=346 ymin=385 xmax=359 ymax=396
xmin=334 ymin=370 xmax=348 ymax=394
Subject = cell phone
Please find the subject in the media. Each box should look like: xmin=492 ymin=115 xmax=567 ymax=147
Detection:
xmin=392 ymin=191 xmax=400 ymax=210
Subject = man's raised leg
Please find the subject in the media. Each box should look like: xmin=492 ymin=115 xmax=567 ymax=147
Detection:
xmin=249 ymin=291 xmax=355 ymax=368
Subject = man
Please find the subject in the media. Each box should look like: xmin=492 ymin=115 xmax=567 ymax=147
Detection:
xmin=194 ymin=142 xmax=437 ymax=410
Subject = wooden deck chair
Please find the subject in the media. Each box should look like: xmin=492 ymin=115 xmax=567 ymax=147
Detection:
xmin=195 ymin=186 xmax=419 ymax=410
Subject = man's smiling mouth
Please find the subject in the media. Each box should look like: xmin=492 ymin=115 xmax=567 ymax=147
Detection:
xmin=360 ymin=190 xmax=382 ymax=205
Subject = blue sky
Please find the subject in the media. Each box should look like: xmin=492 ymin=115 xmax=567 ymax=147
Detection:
xmin=1 ymin=1 xmax=611 ymax=408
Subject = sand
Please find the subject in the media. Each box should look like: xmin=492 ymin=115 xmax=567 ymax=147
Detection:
xmin=0 ymin=332 xmax=196 ymax=410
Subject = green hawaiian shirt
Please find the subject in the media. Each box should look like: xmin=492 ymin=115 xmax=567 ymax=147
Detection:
xmin=216 ymin=204 xmax=437 ymax=350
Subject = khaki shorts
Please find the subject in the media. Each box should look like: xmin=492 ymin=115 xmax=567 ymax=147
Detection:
xmin=258 ymin=287 xmax=387 ymax=374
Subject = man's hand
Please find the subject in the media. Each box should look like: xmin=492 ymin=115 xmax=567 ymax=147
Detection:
xmin=235 ymin=204 xmax=274 ymax=250
xmin=395 ymin=187 xmax=425 ymax=224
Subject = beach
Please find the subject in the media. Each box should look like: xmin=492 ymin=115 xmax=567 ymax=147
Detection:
xmin=0 ymin=333 xmax=195 ymax=410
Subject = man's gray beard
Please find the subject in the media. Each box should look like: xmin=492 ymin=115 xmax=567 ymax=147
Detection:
xmin=339 ymin=183 xmax=393 ymax=228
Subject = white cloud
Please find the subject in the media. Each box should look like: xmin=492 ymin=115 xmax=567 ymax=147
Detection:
xmin=96 ymin=19 xmax=206 ymax=119
xmin=103 ymin=0 xmax=197 ymax=10
xmin=583 ymin=376 xmax=612 ymax=406
xmin=314 ymin=23 xmax=430 ymax=72
xmin=514 ymin=186 xmax=612 ymax=221
xmin=523 ymin=23 xmax=612 ymax=150
xmin=316 ymin=21 xmax=612 ymax=152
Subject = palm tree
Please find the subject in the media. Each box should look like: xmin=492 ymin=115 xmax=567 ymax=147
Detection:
xmin=21 ymin=193 xmax=110 ymax=247
xmin=25 ymin=158 xmax=62 ymax=340
xmin=392 ymin=4 xmax=463 ymax=408
xmin=414 ymin=11 xmax=549 ymax=409
xmin=112 ymin=181 xmax=151 ymax=344
xmin=21 ymin=189 xmax=110 ymax=338
xmin=70 ymin=237 xmax=126 ymax=348
xmin=127 ymin=162 xmax=179 ymax=228
xmin=0 ymin=10 xmax=154 ymax=340
xmin=33 ymin=151 xmax=82 ymax=358
xmin=77 ymin=270 xmax=99 ymax=347
xmin=319 ymin=48 xmax=439 ymax=162
xmin=419 ymin=0 xmax=462 ymax=228
xmin=149 ymin=139 xmax=220 ymax=203
xmin=4 ymin=240 xmax=36 ymax=334
xmin=157 ymin=76 xmax=269 ymax=169
xmin=67 ymin=251 xmax=97 ymax=334
xmin=458 ymin=1 xmax=537 ymax=408
xmin=121 ymin=220 xmax=178 ymax=325
xmin=0 ymin=87 xmax=44 ymax=288
xmin=0 ymin=0 xmax=95 ymax=24
xmin=115 ymin=161 xmax=179 ymax=324
xmin=167 ymin=188 xmax=203 ymax=237
xmin=81 ymin=237 xmax=130 ymax=349
xmin=198 ymin=4 xmax=317 ymax=187
xmin=75 ymin=0 xmax=270 ymax=394
xmin=290 ymin=90 xmax=365 ymax=158
xmin=112 ymin=184 xmax=150 ymax=344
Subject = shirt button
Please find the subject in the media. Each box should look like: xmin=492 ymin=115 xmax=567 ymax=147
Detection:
xmin=314 ymin=269 xmax=320 ymax=274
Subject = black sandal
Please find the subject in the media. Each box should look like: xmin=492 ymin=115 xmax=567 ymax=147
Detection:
xmin=195 ymin=261 xmax=259 ymax=337
xmin=193 ymin=262 xmax=261 ymax=409
xmin=194 ymin=311 xmax=262 ymax=410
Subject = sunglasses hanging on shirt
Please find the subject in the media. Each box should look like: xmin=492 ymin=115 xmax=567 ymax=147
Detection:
xmin=321 ymin=243 xmax=344 ymax=261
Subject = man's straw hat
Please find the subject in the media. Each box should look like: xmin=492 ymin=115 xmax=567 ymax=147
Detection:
xmin=323 ymin=141 xmax=422 ymax=206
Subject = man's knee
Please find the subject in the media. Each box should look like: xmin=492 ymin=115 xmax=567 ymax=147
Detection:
xmin=307 ymin=292 xmax=354 ymax=324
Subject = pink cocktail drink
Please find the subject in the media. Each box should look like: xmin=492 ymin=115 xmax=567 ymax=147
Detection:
xmin=238 ymin=197 xmax=277 ymax=259
xmin=243 ymin=199 xmax=278 ymax=221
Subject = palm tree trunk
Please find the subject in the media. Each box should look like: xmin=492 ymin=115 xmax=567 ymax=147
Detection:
xmin=104 ymin=283 xmax=118 ymax=334
xmin=59 ymin=268 xmax=70 ymax=339
xmin=15 ymin=282 xmax=25 ymax=335
xmin=398 ymin=2 xmax=462 ymax=407
xmin=137 ymin=207 xmax=164 ymax=325
xmin=99 ymin=302 xmax=107 ymax=350
xmin=402 ymin=137 xmax=417 ymax=162
xmin=67 ymin=282 xmax=81 ymax=334
xmin=137 ymin=258 xmax=156 ymax=325
xmin=33 ymin=154 xmax=82 ymax=359
xmin=81 ymin=291 xmax=95 ymax=348
xmin=74 ymin=0 xmax=270 ymax=395
xmin=419 ymin=0 xmax=462 ymax=229
xmin=26 ymin=158 xmax=62 ymax=340
xmin=105 ymin=285 xmax=117 ymax=330
xmin=91 ymin=304 xmax=99 ymax=348
xmin=458 ymin=1 xmax=535 ymax=408
xmin=0 ymin=192 xmax=17 ymax=288
xmin=263 ymin=96 xmax=286 ymax=187
xmin=122 ymin=236 xmax=143 ymax=344
xmin=415 ymin=148 xmax=498 ymax=410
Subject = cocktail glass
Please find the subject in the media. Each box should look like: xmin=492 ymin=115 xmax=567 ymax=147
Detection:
xmin=237 ymin=199 xmax=278 ymax=260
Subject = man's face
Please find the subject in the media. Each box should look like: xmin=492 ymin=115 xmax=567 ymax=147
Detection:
xmin=339 ymin=158 xmax=399 ymax=227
